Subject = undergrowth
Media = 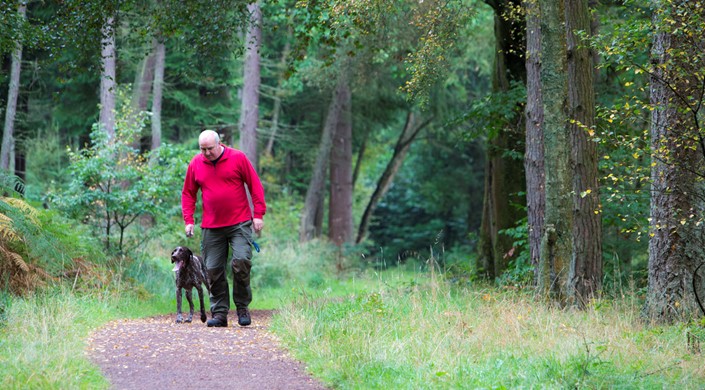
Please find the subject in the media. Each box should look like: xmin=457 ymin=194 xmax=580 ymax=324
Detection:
xmin=271 ymin=268 xmax=705 ymax=389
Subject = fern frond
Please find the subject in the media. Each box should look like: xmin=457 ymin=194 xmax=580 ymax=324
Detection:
xmin=0 ymin=244 xmax=28 ymax=272
xmin=0 ymin=171 xmax=24 ymax=196
xmin=0 ymin=214 xmax=19 ymax=242
xmin=1 ymin=197 xmax=39 ymax=225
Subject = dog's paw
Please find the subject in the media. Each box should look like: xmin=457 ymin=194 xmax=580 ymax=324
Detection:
xmin=200 ymin=313 xmax=207 ymax=323
xmin=176 ymin=318 xmax=183 ymax=324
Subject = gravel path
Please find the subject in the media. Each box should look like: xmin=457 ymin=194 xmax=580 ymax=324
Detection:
xmin=86 ymin=310 xmax=327 ymax=389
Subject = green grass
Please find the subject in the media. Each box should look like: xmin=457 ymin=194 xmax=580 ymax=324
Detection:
xmin=271 ymin=269 xmax=705 ymax=389
xmin=3 ymin=214 xmax=705 ymax=389
xmin=0 ymin=286 xmax=169 ymax=389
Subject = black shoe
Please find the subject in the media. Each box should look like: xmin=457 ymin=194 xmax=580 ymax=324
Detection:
xmin=207 ymin=316 xmax=228 ymax=327
xmin=237 ymin=308 xmax=251 ymax=326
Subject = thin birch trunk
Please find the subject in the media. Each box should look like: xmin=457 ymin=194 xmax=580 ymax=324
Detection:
xmin=151 ymin=38 xmax=165 ymax=151
xmin=99 ymin=16 xmax=117 ymax=138
xmin=238 ymin=1 xmax=262 ymax=168
xmin=1 ymin=2 xmax=26 ymax=171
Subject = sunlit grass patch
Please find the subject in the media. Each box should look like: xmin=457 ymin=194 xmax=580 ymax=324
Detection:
xmin=272 ymin=271 xmax=705 ymax=389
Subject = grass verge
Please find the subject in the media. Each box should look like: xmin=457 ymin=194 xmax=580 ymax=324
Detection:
xmin=271 ymin=269 xmax=705 ymax=389
xmin=0 ymin=286 xmax=169 ymax=389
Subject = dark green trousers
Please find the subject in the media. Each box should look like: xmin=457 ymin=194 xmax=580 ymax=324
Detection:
xmin=201 ymin=221 xmax=253 ymax=319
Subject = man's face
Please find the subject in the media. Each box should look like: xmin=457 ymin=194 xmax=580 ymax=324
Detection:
xmin=199 ymin=138 xmax=221 ymax=161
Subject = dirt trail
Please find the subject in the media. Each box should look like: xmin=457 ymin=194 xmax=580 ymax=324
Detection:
xmin=86 ymin=310 xmax=327 ymax=390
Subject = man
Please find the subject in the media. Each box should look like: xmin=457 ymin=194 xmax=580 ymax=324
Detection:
xmin=181 ymin=129 xmax=266 ymax=327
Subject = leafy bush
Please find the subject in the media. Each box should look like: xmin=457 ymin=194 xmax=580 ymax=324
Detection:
xmin=47 ymin=91 xmax=191 ymax=254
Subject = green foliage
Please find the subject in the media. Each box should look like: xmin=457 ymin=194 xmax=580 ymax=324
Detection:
xmin=0 ymin=0 xmax=47 ymax=56
xmin=450 ymin=80 xmax=526 ymax=141
xmin=367 ymin=133 xmax=483 ymax=262
xmin=497 ymin=217 xmax=534 ymax=287
xmin=290 ymin=0 xmax=474 ymax=104
xmin=47 ymin=88 xmax=189 ymax=253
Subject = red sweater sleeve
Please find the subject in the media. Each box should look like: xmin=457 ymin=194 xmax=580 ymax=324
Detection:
xmin=239 ymin=154 xmax=266 ymax=219
xmin=181 ymin=157 xmax=199 ymax=226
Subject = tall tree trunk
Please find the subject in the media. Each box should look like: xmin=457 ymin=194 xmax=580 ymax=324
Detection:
xmin=537 ymin=0 xmax=572 ymax=301
xmin=151 ymin=38 xmax=165 ymax=151
xmin=524 ymin=0 xmax=545 ymax=281
xmin=644 ymin=1 xmax=705 ymax=323
xmin=356 ymin=112 xmax=432 ymax=244
xmin=1 ymin=2 xmax=26 ymax=171
xmin=565 ymin=0 xmax=601 ymax=306
xmin=351 ymin=126 xmax=368 ymax=189
xmin=328 ymin=80 xmax=353 ymax=246
xmin=238 ymin=1 xmax=262 ymax=168
xmin=129 ymin=42 xmax=157 ymax=149
xmin=478 ymin=0 xmax=527 ymax=278
xmin=265 ymin=27 xmax=292 ymax=157
xmin=478 ymin=171 xmax=495 ymax=278
xmin=299 ymin=71 xmax=349 ymax=242
xmin=99 ymin=16 xmax=117 ymax=138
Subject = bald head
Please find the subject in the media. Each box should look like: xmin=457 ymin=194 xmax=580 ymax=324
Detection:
xmin=199 ymin=130 xmax=223 ymax=161
xmin=199 ymin=130 xmax=220 ymax=144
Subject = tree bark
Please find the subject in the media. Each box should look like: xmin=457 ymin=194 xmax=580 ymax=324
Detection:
xmin=565 ymin=0 xmax=601 ymax=306
xmin=99 ymin=16 xmax=117 ymax=139
xmin=537 ymin=0 xmax=572 ymax=301
xmin=356 ymin=112 xmax=433 ymax=244
xmin=524 ymin=0 xmax=545 ymax=281
xmin=238 ymin=1 xmax=262 ymax=169
xmin=328 ymin=80 xmax=353 ymax=246
xmin=129 ymin=42 xmax=157 ymax=150
xmin=151 ymin=38 xmax=165 ymax=151
xmin=299 ymin=72 xmax=349 ymax=242
xmin=265 ymin=27 xmax=292 ymax=157
xmin=132 ymin=53 xmax=156 ymax=116
xmin=644 ymin=1 xmax=705 ymax=323
xmin=478 ymin=0 xmax=527 ymax=278
xmin=1 ymin=2 xmax=26 ymax=171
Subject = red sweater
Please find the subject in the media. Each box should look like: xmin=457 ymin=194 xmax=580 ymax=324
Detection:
xmin=182 ymin=146 xmax=266 ymax=228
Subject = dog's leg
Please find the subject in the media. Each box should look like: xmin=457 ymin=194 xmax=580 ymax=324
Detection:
xmin=185 ymin=288 xmax=194 ymax=323
xmin=196 ymin=285 xmax=207 ymax=323
xmin=176 ymin=287 xmax=184 ymax=323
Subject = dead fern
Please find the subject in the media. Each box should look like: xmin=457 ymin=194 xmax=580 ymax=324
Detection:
xmin=0 ymin=196 xmax=49 ymax=294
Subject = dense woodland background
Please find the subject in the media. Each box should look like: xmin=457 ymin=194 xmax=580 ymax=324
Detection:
xmin=1 ymin=0 xmax=705 ymax=325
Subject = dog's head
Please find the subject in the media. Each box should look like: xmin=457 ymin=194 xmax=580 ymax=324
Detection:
xmin=171 ymin=246 xmax=193 ymax=272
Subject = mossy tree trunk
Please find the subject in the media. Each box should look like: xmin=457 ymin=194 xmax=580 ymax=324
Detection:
xmin=644 ymin=0 xmax=705 ymax=323
xmin=537 ymin=0 xmax=572 ymax=301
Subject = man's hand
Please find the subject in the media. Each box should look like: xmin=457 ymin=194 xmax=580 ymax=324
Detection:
xmin=185 ymin=224 xmax=194 ymax=238
xmin=253 ymin=218 xmax=264 ymax=234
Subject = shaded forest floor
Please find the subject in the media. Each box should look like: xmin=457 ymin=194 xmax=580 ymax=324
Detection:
xmin=86 ymin=310 xmax=327 ymax=389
